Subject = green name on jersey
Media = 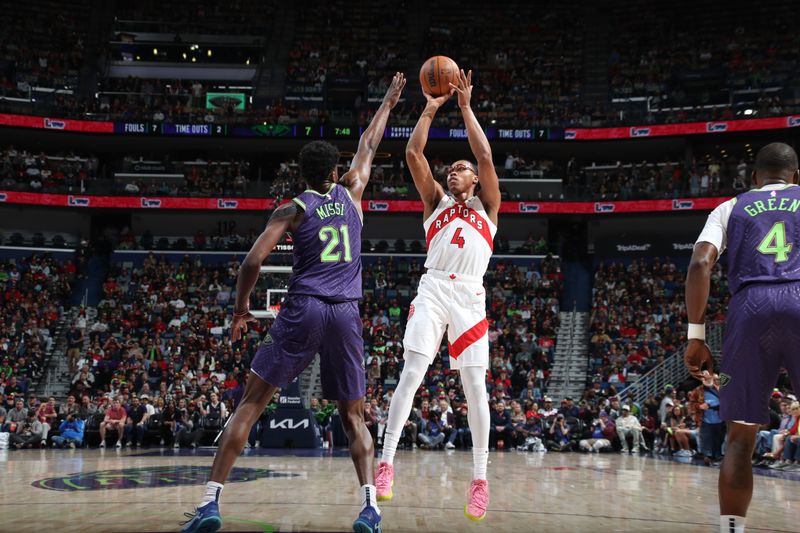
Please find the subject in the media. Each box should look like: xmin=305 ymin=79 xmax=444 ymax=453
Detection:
xmin=315 ymin=202 xmax=346 ymax=220
xmin=743 ymin=197 xmax=800 ymax=217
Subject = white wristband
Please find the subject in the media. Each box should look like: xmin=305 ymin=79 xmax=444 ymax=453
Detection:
xmin=688 ymin=323 xmax=706 ymax=341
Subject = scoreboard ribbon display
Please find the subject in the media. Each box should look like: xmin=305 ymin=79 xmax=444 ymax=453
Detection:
xmin=0 ymin=190 xmax=729 ymax=214
xmin=2 ymin=112 xmax=799 ymax=141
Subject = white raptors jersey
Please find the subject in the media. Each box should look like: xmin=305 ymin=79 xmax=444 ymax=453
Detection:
xmin=423 ymin=195 xmax=497 ymax=278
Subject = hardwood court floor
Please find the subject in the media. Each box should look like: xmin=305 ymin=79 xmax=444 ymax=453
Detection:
xmin=0 ymin=447 xmax=797 ymax=532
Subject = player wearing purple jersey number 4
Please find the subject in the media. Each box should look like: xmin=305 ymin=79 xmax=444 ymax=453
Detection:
xmin=686 ymin=142 xmax=800 ymax=533
xmin=179 ymin=73 xmax=406 ymax=533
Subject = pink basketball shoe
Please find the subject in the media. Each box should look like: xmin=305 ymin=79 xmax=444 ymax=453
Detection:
xmin=375 ymin=462 xmax=394 ymax=501
xmin=464 ymin=479 xmax=489 ymax=521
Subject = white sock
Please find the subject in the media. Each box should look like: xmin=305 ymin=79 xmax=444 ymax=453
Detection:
xmin=472 ymin=448 xmax=489 ymax=480
xmin=381 ymin=429 xmax=400 ymax=465
xmin=720 ymin=515 xmax=746 ymax=533
xmin=380 ymin=351 xmax=429 ymax=465
xmin=361 ymin=484 xmax=380 ymax=514
xmin=199 ymin=481 xmax=224 ymax=507
xmin=460 ymin=365 xmax=491 ymax=480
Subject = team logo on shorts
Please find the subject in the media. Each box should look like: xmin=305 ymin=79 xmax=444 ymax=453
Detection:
xmin=263 ymin=333 xmax=274 ymax=345
xmin=719 ymin=372 xmax=731 ymax=388
xmin=32 ymin=466 xmax=296 ymax=491
xmin=408 ymin=304 xmax=415 ymax=321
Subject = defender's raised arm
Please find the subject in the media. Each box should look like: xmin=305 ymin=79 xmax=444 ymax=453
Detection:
xmin=341 ymin=72 xmax=406 ymax=203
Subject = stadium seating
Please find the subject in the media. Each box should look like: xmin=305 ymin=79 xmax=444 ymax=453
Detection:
xmin=588 ymin=257 xmax=729 ymax=392
xmin=0 ymin=253 xmax=76 ymax=396
xmin=608 ymin=0 xmax=800 ymax=121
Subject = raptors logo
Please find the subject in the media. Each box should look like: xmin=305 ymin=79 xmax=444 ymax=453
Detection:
xmin=408 ymin=304 xmax=415 ymax=321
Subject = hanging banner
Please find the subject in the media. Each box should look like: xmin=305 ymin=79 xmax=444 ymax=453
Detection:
xmin=0 ymin=191 xmax=730 ymax=214
xmin=0 ymin=112 xmax=799 ymax=141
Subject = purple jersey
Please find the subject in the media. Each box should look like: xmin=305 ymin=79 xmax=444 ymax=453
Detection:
xmin=727 ymin=185 xmax=800 ymax=294
xmin=287 ymin=184 xmax=362 ymax=301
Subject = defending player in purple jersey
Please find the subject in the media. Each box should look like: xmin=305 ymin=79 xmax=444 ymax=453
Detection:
xmin=179 ymin=73 xmax=405 ymax=533
xmin=725 ymin=186 xmax=800 ymax=294
xmin=288 ymin=183 xmax=363 ymax=301
xmin=685 ymin=142 xmax=800 ymax=533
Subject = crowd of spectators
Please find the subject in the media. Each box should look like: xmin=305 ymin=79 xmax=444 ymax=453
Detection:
xmin=0 ymin=146 xmax=98 ymax=194
xmin=25 ymin=254 xmax=252 ymax=448
xmin=0 ymin=145 xmax=254 ymax=197
xmin=0 ymin=1 xmax=87 ymax=96
xmin=419 ymin=1 xmax=584 ymax=129
xmin=4 ymin=1 xmax=800 ymax=130
xmin=0 ymin=254 xmax=76 ymax=400
xmin=0 ymin=248 xmax=793 ymax=462
xmin=116 ymin=157 xmax=251 ymax=197
xmin=588 ymin=257 xmax=729 ymax=393
xmin=38 ymin=82 xmax=260 ymax=124
xmin=0 ymin=141 xmax=767 ymax=204
xmin=0 ymin=250 xmax=563 ymax=450
xmin=607 ymin=0 xmax=799 ymax=122
xmin=284 ymin=0 xmax=407 ymax=100
xmin=755 ymin=395 xmax=800 ymax=471
xmin=93 ymin=78 xmax=240 ymax=123
xmin=564 ymin=154 xmax=752 ymax=201
xmin=114 ymin=0 xmax=273 ymax=34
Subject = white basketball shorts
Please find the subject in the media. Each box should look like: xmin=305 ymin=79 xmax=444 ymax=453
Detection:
xmin=402 ymin=269 xmax=489 ymax=369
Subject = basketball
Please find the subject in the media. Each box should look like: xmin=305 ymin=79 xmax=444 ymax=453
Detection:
xmin=419 ymin=55 xmax=459 ymax=97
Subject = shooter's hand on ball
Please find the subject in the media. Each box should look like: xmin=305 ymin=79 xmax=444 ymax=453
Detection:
xmin=231 ymin=310 xmax=257 ymax=342
xmin=382 ymin=72 xmax=407 ymax=109
xmin=684 ymin=339 xmax=714 ymax=381
xmin=424 ymin=89 xmax=452 ymax=110
xmin=449 ymin=69 xmax=473 ymax=109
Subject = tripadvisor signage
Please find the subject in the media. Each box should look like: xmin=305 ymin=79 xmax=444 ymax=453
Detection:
xmin=596 ymin=238 xmax=696 ymax=256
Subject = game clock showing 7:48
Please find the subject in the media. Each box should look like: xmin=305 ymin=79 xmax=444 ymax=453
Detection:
xmin=296 ymin=126 xmax=359 ymax=139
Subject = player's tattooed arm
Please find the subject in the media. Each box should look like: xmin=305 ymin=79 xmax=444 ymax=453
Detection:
xmin=232 ymin=202 xmax=299 ymax=318
xmin=268 ymin=201 xmax=298 ymax=223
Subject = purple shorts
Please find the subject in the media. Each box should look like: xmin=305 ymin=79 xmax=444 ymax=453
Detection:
xmin=720 ymin=282 xmax=800 ymax=424
xmin=250 ymin=294 xmax=365 ymax=401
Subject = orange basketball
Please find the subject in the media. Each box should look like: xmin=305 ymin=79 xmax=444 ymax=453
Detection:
xmin=419 ymin=56 xmax=459 ymax=97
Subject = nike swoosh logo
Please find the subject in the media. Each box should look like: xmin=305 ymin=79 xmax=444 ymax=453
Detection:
xmin=475 ymin=292 xmax=484 ymax=296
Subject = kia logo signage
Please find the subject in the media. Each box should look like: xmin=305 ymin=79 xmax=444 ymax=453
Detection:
xmin=269 ymin=418 xmax=310 ymax=430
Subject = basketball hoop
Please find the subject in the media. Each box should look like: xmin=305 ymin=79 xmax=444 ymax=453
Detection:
xmin=249 ymin=265 xmax=293 ymax=319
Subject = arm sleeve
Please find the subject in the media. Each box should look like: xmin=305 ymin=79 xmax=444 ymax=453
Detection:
xmin=695 ymin=199 xmax=736 ymax=256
